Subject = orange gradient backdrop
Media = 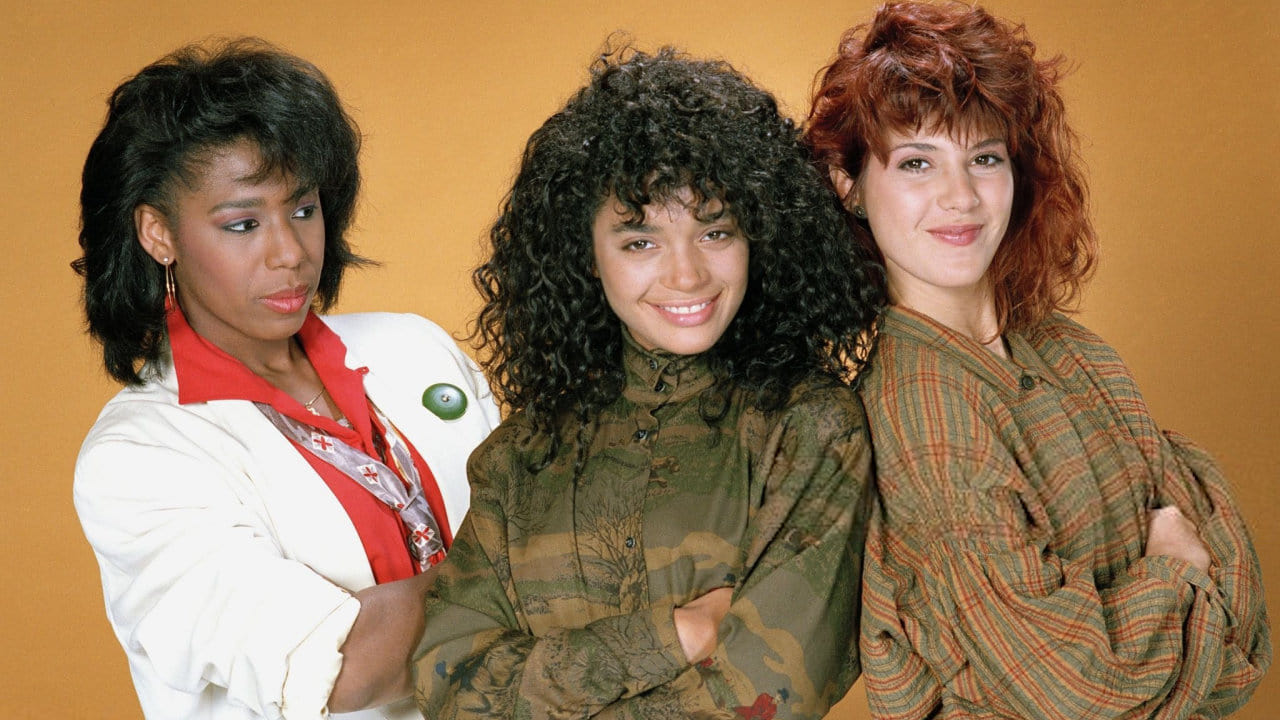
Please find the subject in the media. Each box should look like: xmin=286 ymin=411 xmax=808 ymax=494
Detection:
xmin=1 ymin=1 xmax=1276 ymax=717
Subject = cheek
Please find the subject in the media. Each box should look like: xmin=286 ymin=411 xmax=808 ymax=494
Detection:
xmin=303 ymin=225 xmax=327 ymax=258
xmin=593 ymin=257 xmax=637 ymax=313
xmin=724 ymin=242 xmax=750 ymax=283
xmin=986 ymin=171 xmax=1016 ymax=220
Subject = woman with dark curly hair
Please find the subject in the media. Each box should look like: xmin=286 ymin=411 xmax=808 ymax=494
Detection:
xmin=72 ymin=39 xmax=498 ymax=719
xmin=806 ymin=3 xmax=1270 ymax=717
xmin=413 ymin=47 xmax=884 ymax=718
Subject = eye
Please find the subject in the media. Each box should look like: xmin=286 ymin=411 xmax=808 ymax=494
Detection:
xmin=973 ymin=152 xmax=1006 ymax=167
xmin=293 ymin=203 xmax=319 ymax=220
xmin=702 ymin=228 xmax=735 ymax=243
xmin=623 ymin=238 xmax=655 ymax=251
xmin=223 ymin=218 xmax=259 ymax=233
xmin=897 ymin=157 xmax=930 ymax=172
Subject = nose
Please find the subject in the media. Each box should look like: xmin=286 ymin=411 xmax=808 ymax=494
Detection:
xmin=938 ymin=165 xmax=980 ymax=213
xmin=662 ymin=241 xmax=707 ymax=291
xmin=266 ymin=221 xmax=306 ymax=269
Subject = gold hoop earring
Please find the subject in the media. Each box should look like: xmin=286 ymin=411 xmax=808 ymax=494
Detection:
xmin=162 ymin=258 xmax=177 ymax=309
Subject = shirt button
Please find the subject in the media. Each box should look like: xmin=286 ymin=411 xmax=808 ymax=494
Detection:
xmin=648 ymin=359 xmax=658 ymax=370
xmin=634 ymin=429 xmax=649 ymax=441
xmin=654 ymin=380 xmax=666 ymax=392
xmin=625 ymin=536 xmax=636 ymax=548
xmin=1019 ymin=375 xmax=1035 ymax=390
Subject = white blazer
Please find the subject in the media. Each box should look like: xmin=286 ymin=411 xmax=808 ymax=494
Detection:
xmin=75 ymin=313 xmax=500 ymax=720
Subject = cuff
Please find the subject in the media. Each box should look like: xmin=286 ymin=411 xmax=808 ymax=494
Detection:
xmin=585 ymin=602 xmax=689 ymax=698
xmin=1130 ymin=553 xmax=1218 ymax=593
xmin=279 ymin=595 xmax=362 ymax=719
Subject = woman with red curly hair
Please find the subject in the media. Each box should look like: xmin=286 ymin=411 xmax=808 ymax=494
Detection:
xmin=806 ymin=2 xmax=1270 ymax=717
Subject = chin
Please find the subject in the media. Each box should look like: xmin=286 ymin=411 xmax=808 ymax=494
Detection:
xmin=656 ymin=335 xmax=720 ymax=356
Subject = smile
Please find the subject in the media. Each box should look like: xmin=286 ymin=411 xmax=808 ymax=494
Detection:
xmin=927 ymin=224 xmax=982 ymax=246
xmin=659 ymin=301 xmax=711 ymax=315
xmin=651 ymin=295 xmax=719 ymax=327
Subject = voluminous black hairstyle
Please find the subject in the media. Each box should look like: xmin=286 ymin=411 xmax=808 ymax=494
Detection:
xmin=472 ymin=46 xmax=886 ymax=440
xmin=74 ymin=37 xmax=366 ymax=385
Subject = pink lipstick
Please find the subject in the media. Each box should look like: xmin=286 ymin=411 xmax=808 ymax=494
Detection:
xmin=652 ymin=295 xmax=718 ymax=327
xmin=262 ymin=286 xmax=309 ymax=314
xmin=927 ymin=224 xmax=982 ymax=246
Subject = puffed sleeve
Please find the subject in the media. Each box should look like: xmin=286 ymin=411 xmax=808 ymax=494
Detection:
xmin=413 ymin=421 xmax=691 ymax=719
xmin=74 ymin=406 xmax=360 ymax=719
xmin=859 ymin=377 xmax=1270 ymax=720
xmin=1151 ymin=430 xmax=1271 ymax=716
xmin=601 ymin=384 xmax=871 ymax=719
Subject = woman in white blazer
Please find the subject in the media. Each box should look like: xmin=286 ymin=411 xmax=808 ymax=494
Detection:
xmin=72 ymin=39 xmax=498 ymax=720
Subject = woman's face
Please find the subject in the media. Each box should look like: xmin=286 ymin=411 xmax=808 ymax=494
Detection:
xmin=854 ymin=127 xmax=1014 ymax=312
xmin=137 ymin=140 xmax=325 ymax=359
xmin=591 ymin=191 xmax=749 ymax=356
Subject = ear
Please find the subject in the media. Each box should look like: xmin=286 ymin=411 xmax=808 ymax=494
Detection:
xmin=828 ymin=167 xmax=860 ymax=210
xmin=134 ymin=204 xmax=176 ymax=264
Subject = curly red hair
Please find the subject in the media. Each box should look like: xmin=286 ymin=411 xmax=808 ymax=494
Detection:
xmin=805 ymin=1 xmax=1096 ymax=331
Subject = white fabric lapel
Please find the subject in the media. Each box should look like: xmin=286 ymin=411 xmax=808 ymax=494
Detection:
xmin=207 ymin=400 xmax=377 ymax=591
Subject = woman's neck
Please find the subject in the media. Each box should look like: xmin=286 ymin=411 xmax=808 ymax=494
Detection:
xmin=890 ymin=282 xmax=1008 ymax=359
xmin=236 ymin=336 xmax=309 ymax=381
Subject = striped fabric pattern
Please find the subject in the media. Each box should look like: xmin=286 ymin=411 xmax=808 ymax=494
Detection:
xmin=857 ymin=306 xmax=1270 ymax=719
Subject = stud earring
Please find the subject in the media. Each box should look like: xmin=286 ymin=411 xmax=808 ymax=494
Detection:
xmin=852 ymin=205 xmax=868 ymax=219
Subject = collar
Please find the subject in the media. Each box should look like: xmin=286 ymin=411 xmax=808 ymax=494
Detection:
xmin=880 ymin=305 xmax=1060 ymax=394
xmin=166 ymin=306 xmax=373 ymax=438
xmin=620 ymin=329 xmax=717 ymax=407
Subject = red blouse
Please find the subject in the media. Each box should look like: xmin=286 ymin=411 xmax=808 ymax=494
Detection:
xmin=167 ymin=307 xmax=451 ymax=583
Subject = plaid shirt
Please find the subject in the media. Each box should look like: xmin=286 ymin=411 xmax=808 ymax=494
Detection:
xmin=857 ymin=306 xmax=1270 ymax=719
xmin=414 ymin=334 xmax=871 ymax=719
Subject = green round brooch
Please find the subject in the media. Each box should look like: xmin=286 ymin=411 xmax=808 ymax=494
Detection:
xmin=422 ymin=383 xmax=467 ymax=420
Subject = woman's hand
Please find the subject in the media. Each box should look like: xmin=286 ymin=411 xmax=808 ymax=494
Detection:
xmin=1145 ymin=505 xmax=1211 ymax=572
xmin=673 ymin=586 xmax=734 ymax=664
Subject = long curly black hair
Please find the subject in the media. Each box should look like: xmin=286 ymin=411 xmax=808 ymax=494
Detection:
xmin=472 ymin=46 xmax=885 ymax=440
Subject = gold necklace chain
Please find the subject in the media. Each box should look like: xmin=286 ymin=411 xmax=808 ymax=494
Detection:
xmin=302 ymin=388 xmax=325 ymax=415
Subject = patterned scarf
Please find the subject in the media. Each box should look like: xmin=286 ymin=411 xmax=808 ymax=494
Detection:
xmin=257 ymin=402 xmax=446 ymax=571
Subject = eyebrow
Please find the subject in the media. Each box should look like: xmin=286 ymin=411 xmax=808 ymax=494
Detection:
xmin=207 ymin=183 xmax=317 ymax=214
xmin=610 ymin=220 xmax=659 ymax=233
xmin=889 ymin=137 xmax=1005 ymax=153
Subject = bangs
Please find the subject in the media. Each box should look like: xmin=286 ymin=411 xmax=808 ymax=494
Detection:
xmin=861 ymin=61 xmax=1017 ymax=162
xmin=607 ymin=172 xmax=732 ymax=226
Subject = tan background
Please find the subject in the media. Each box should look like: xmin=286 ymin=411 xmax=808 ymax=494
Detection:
xmin=1 ymin=0 xmax=1275 ymax=717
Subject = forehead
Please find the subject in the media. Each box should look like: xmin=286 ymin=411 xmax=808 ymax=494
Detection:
xmin=173 ymin=139 xmax=304 ymax=196
xmin=178 ymin=142 xmax=261 ymax=188
xmin=875 ymin=111 xmax=1007 ymax=147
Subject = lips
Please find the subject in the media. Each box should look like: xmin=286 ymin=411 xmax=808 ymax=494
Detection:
xmin=652 ymin=295 xmax=717 ymax=326
xmin=927 ymin=224 xmax=982 ymax=246
xmin=261 ymin=285 xmax=310 ymax=314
